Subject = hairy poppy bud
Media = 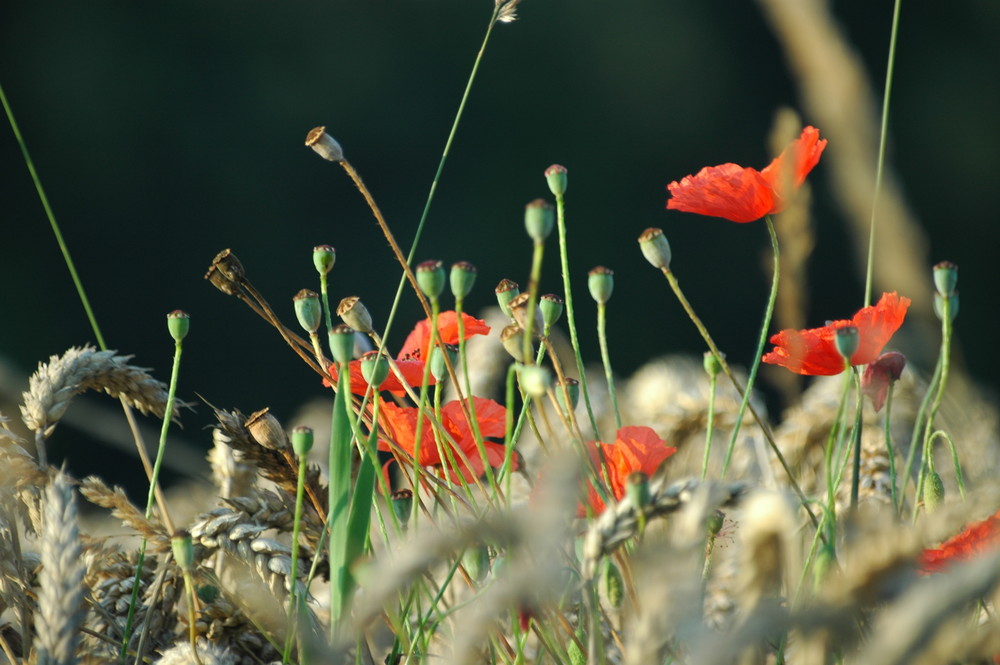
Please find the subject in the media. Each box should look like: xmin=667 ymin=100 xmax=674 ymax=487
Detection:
xmin=924 ymin=471 xmax=945 ymax=512
xmin=703 ymin=351 xmax=723 ymax=378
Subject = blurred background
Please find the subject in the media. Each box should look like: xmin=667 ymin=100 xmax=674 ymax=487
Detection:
xmin=2 ymin=0 xmax=998 ymax=491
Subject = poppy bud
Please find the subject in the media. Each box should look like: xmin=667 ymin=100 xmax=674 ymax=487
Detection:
xmin=517 ymin=364 xmax=552 ymax=398
xmin=337 ymin=296 xmax=373 ymax=333
xmin=834 ymin=326 xmax=859 ymax=363
xmin=556 ymin=377 xmax=580 ymax=415
xmin=932 ymin=261 xmax=958 ymax=297
xmin=703 ymin=351 xmax=723 ymax=378
xmin=539 ymin=294 xmax=564 ymax=328
xmin=587 ymin=266 xmax=614 ymax=304
xmin=450 ymin=261 xmax=477 ymax=300
xmin=360 ymin=351 xmax=390 ymax=387
xmin=524 ymin=198 xmax=555 ymax=243
xmin=602 ymin=560 xmax=624 ymax=609
xmin=924 ymin=471 xmax=945 ymax=512
xmin=171 ymin=530 xmax=195 ymax=572
xmin=495 ymin=279 xmax=520 ymax=319
xmin=313 ymin=245 xmax=336 ymax=275
xmin=462 ymin=545 xmax=491 ymax=583
xmin=328 ymin=324 xmax=357 ymax=365
xmin=544 ymin=164 xmax=568 ymax=197
xmin=430 ymin=344 xmax=458 ymax=382
xmin=638 ymin=227 xmax=672 ymax=270
xmin=934 ymin=292 xmax=959 ymax=322
xmin=501 ymin=324 xmax=531 ymax=363
xmin=416 ymin=260 xmax=446 ymax=300
xmin=293 ymin=289 xmax=322 ymax=334
xmin=167 ymin=310 xmax=190 ymax=342
xmin=291 ymin=425 xmax=314 ymax=457
xmin=625 ymin=471 xmax=650 ymax=512
xmin=861 ymin=351 xmax=907 ymax=413
xmin=246 ymin=407 xmax=287 ymax=450
xmin=391 ymin=489 xmax=413 ymax=527
xmin=706 ymin=509 xmax=725 ymax=536
xmin=305 ymin=126 xmax=344 ymax=162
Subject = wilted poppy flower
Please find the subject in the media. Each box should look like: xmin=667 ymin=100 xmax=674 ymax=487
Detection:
xmin=919 ymin=509 xmax=1000 ymax=574
xmin=326 ymin=311 xmax=490 ymax=395
xmin=762 ymin=292 xmax=911 ymax=376
xmin=666 ymin=126 xmax=827 ymax=223
xmin=376 ymin=396 xmax=513 ymax=483
xmin=580 ymin=426 xmax=677 ymax=516
xmin=861 ymin=351 xmax=907 ymax=413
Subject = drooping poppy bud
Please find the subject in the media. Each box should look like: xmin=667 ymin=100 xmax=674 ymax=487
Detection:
xmin=861 ymin=351 xmax=907 ymax=413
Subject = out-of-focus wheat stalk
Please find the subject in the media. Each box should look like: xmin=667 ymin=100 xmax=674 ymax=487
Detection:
xmin=35 ymin=471 xmax=86 ymax=665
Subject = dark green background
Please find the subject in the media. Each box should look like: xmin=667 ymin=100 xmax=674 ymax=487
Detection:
xmin=2 ymin=1 xmax=998 ymax=486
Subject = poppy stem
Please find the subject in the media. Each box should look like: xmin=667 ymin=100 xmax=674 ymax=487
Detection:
xmin=883 ymin=383 xmax=900 ymax=516
xmin=701 ymin=370 xmax=718 ymax=481
xmin=596 ymin=302 xmax=622 ymax=430
xmin=849 ymin=367 xmax=864 ymax=511
xmin=864 ymin=0 xmax=904 ymax=308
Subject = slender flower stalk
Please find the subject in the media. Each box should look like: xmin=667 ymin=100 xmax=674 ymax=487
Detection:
xmin=284 ymin=426 xmax=313 ymax=663
xmin=849 ymin=367 xmax=865 ymax=510
xmin=589 ymin=267 xmax=621 ymax=430
xmin=701 ymin=352 xmax=722 ymax=480
xmin=864 ymin=0 xmax=904 ymax=307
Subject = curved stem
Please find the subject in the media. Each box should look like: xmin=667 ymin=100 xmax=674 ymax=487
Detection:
xmin=596 ymin=302 xmax=621 ymax=430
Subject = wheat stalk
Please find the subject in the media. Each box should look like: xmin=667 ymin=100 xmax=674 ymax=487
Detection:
xmin=35 ymin=471 xmax=86 ymax=665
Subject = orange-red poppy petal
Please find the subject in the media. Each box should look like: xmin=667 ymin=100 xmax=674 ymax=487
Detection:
xmin=759 ymin=126 xmax=828 ymax=209
xmin=398 ymin=311 xmax=491 ymax=361
xmin=919 ymin=509 xmax=1000 ymax=573
xmin=762 ymin=292 xmax=910 ymax=376
xmin=667 ymin=163 xmax=776 ymax=223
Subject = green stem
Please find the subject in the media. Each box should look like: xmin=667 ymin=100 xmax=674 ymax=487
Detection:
xmin=864 ymin=0 xmax=904 ymax=307
xmin=701 ymin=372 xmax=718 ymax=481
xmin=283 ymin=453 xmax=309 ymax=663
xmin=721 ymin=215 xmax=780 ymax=478
xmin=596 ymin=302 xmax=621 ymax=430
xmin=522 ymin=240 xmax=545 ymax=362
xmin=554 ymin=190 xmax=600 ymax=440
xmin=849 ymin=367 xmax=864 ymax=511
xmin=883 ymin=383 xmax=900 ymax=515
xmin=913 ymin=296 xmax=953 ymax=519
xmin=1 ymin=81 xmax=107 ymax=349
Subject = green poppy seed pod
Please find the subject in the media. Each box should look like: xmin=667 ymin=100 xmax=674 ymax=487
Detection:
xmin=834 ymin=326 xmax=859 ymax=363
xmin=291 ymin=425 xmax=314 ymax=457
xmin=517 ymin=364 xmax=552 ymax=398
xmin=360 ymin=351 xmax=390 ymax=387
xmin=934 ymin=292 xmax=959 ymax=322
xmin=246 ymin=407 xmax=288 ymax=450
xmin=305 ymin=126 xmax=344 ymax=162
xmin=932 ymin=261 xmax=958 ymax=297
xmin=391 ymin=489 xmax=413 ymax=528
xmin=495 ymin=279 xmax=521 ymax=319
xmin=706 ymin=509 xmax=725 ymax=537
xmin=167 ymin=310 xmax=190 ymax=342
xmin=429 ymin=344 xmax=458 ymax=382
xmin=524 ymin=198 xmax=555 ymax=243
xmin=544 ymin=164 xmax=568 ymax=197
xmin=539 ymin=294 xmax=564 ymax=329
xmin=500 ymin=324 xmax=531 ymax=363
xmin=171 ymin=530 xmax=195 ymax=572
xmin=293 ymin=289 xmax=322 ymax=334
xmin=416 ymin=260 xmax=446 ymax=300
xmin=602 ymin=560 xmax=624 ymax=609
xmin=587 ymin=266 xmax=614 ymax=305
xmin=924 ymin=471 xmax=945 ymax=511
xmin=328 ymin=324 xmax=357 ymax=365
xmin=556 ymin=377 xmax=580 ymax=415
xmin=337 ymin=295 xmax=373 ymax=333
xmin=625 ymin=471 xmax=651 ymax=512
xmin=462 ymin=545 xmax=491 ymax=583
xmin=638 ymin=227 xmax=672 ymax=270
xmin=313 ymin=245 xmax=336 ymax=275
xmin=450 ymin=261 xmax=477 ymax=300
xmin=703 ymin=351 xmax=723 ymax=378
xmin=204 ymin=248 xmax=245 ymax=296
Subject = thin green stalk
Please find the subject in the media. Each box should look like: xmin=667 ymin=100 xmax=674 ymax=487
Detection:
xmin=553 ymin=190 xmax=600 ymax=440
xmin=721 ymin=216 xmax=780 ymax=479
xmin=410 ymin=299 xmax=441 ymax=524
xmin=455 ymin=299 xmax=498 ymax=494
xmin=912 ymin=296 xmax=953 ymax=520
xmin=849 ymin=367 xmax=864 ymax=511
xmin=883 ymin=383 xmax=900 ymax=515
xmin=701 ymin=371 xmax=718 ymax=481
xmin=522 ymin=240 xmax=546 ymax=362
xmin=283 ymin=452 xmax=309 ymax=663
xmin=903 ymin=353 xmax=942 ymax=489
xmin=864 ymin=0 xmax=904 ymax=307
xmin=596 ymin=302 xmax=621 ymax=430
xmin=328 ymin=365 xmax=355 ymax=636
xmin=825 ymin=370 xmax=854 ymax=519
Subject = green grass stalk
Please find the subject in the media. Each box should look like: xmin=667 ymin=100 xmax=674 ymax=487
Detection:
xmin=883 ymin=383 xmax=900 ymax=515
xmin=283 ymin=449 xmax=310 ymax=663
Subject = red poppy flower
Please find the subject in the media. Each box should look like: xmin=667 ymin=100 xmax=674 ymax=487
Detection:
xmin=580 ymin=426 xmax=677 ymax=516
xmin=398 ymin=311 xmax=491 ymax=361
xmin=325 ymin=311 xmax=490 ymax=396
xmin=762 ymin=292 xmax=911 ymax=376
xmin=666 ymin=126 xmax=827 ymax=223
xmin=376 ymin=396 xmax=513 ymax=482
xmin=861 ymin=351 xmax=907 ymax=413
xmin=919 ymin=509 xmax=1000 ymax=573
